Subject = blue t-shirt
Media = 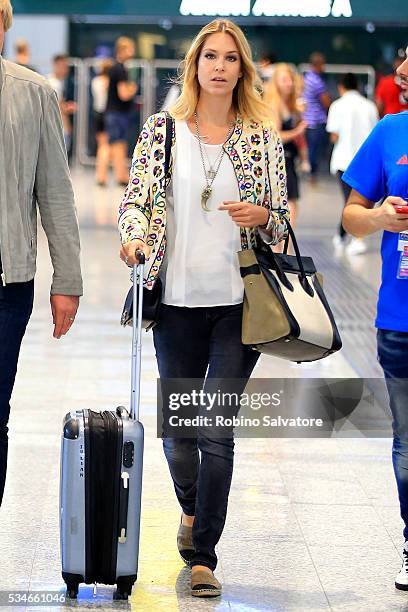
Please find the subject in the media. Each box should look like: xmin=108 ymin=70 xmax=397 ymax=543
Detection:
xmin=343 ymin=111 xmax=408 ymax=332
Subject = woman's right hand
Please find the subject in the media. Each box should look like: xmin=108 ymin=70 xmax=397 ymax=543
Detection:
xmin=120 ymin=239 xmax=148 ymax=266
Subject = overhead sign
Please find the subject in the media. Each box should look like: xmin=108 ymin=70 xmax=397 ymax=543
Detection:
xmin=179 ymin=0 xmax=353 ymax=17
xmin=180 ymin=0 xmax=251 ymax=16
xmin=12 ymin=0 xmax=407 ymax=21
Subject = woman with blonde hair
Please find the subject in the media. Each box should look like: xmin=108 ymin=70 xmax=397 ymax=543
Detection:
xmin=118 ymin=19 xmax=288 ymax=597
xmin=264 ymin=63 xmax=308 ymax=230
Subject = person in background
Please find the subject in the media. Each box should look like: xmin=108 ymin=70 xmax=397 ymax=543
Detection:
xmin=105 ymin=37 xmax=138 ymax=186
xmin=327 ymin=72 xmax=378 ymax=255
xmin=48 ymin=54 xmax=77 ymax=156
xmin=91 ymin=58 xmax=113 ymax=186
xmin=258 ymin=51 xmax=277 ymax=82
xmin=264 ymin=63 xmax=307 ymax=233
xmin=341 ymin=44 xmax=408 ymax=591
xmin=294 ymin=75 xmax=311 ymax=175
xmin=0 ymin=0 xmax=82 ymax=506
xmin=376 ymin=55 xmax=408 ymax=117
xmin=302 ymin=52 xmax=331 ymax=184
xmin=13 ymin=37 xmax=35 ymax=71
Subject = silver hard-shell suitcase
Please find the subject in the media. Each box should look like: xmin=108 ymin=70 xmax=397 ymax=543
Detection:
xmin=60 ymin=255 xmax=146 ymax=600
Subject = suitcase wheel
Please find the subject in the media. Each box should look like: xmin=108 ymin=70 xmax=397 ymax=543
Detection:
xmin=66 ymin=585 xmax=79 ymax=600
xmin=62 ymin=573 xmax=81 ymax=600
xmin=113 ymin=588 xmax=129 ymax=601
xmin=113 ymin=577 xmax=135 ymax=601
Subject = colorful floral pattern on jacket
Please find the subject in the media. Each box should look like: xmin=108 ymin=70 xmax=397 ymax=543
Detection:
xmin=118 ymin=112 xmax=289 ymax=288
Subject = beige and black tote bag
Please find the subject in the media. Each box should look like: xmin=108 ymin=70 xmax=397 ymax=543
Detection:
xmin=238 ymin=221 xmax=342 ymax=363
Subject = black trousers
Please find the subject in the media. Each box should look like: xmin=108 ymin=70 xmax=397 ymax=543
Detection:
xmin=153 ymin=303 xmax=259 ymax=570
xmin=0 ymin=279 xmax=34 ymax=506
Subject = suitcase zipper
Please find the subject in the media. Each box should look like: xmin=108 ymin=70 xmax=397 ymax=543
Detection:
xmin=118 ymin=472 xmax=130 ymax=544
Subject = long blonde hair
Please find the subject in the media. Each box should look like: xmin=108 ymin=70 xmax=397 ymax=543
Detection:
xmin=170 ymin=19 xmax=272 ymax=124
xmin=264 ymin=63 xmax=304 ymax=121
xmin=0 ymin=0 xmax=13 ymax=31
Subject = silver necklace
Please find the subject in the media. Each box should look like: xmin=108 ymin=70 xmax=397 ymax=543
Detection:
xmin=202 ymin=141 xmax=225 ymax=181
xmin=194 ymin=112 xmax=235 ymax=212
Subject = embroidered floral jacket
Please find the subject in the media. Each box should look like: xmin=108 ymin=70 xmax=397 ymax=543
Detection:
xmin=118 ymin=112 xmax=289 ymax=288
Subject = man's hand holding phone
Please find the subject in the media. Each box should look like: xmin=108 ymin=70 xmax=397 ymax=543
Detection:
xmin=394 ymin=199 xmax=408 ymax=214
xmin=374 ymin=196 xmax=408 ymax=233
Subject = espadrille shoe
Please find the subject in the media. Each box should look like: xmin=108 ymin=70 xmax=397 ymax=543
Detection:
xmin=191 ymin=570 xmax=222 ymax=598
xmin=177 ymin=519 xmax=194 ymax=565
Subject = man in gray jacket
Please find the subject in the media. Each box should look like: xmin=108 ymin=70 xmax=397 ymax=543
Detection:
xmin=0 ymin=0 xmax=83 ymax=505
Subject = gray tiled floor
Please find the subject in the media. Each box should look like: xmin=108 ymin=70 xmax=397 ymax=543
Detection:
xmin=0 ymin=168 xmax=405 ymax=611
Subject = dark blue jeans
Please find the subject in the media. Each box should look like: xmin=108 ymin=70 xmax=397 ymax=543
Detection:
xmin=153 ymin=303 xmax=260 ymax=570
xmin=377 ymin=329 xmax=408 ymax=540
xmin=0 ymin=280 xmax=34 ymax=506
xmin=305 ymin=124 xmax=327 ymax=176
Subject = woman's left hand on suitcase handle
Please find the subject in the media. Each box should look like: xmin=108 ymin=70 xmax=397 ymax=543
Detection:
xmin=120 ymin=239 xmax=149 ymax=266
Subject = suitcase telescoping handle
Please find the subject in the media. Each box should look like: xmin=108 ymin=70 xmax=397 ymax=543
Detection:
xmin=130 ymin=250 xmax=145 ymax=421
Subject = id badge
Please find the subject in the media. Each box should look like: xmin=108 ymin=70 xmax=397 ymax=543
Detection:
xmin=397 ymin=246 xmax=408 ymax=279
xmin=398 ymin=232 xmax=408 ymax=251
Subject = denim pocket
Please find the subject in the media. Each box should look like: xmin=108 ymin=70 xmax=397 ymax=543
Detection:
xmin=377 ymin=328 xmax=408 ymax=378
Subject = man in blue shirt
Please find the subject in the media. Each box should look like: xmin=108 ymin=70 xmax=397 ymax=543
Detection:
xmin=303 ymin=52 xmax=331 ymax=183
xmin=342 ymin=45 xmax=408 ymax=591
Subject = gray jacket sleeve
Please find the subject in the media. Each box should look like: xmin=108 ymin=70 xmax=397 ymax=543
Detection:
xmin=34 ymin=90 xmax=83 ymax=296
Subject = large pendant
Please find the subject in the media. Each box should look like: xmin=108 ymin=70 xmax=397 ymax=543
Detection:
xmin=201 ymin=186 xmax=212 ymax=212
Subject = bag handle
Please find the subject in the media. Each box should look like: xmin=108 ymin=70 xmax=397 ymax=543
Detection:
xmin=283 ymin=220 xmax=314 ymax=296
xmin=282 ymin=220 xmax=308 ymax=278
xmin=259 ymin=218 xmax=314 ymax=296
